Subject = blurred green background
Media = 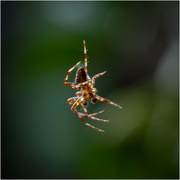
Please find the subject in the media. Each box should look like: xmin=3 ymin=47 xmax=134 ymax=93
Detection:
xmin=2 ymin=1 xmax=179 ymax=179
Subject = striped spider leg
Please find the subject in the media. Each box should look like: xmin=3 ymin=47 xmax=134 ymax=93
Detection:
xmin=64 ymin=61 xmax=81 ymax=87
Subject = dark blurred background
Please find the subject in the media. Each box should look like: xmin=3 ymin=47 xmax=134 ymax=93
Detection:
xmin=2 ymin=1 xmax=179 ymax=179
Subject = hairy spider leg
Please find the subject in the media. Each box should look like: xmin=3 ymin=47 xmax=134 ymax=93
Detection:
xmin=83 ymin=40 xmax=88 ymax=73
xmin=80 ymin=102 xmax=89 ymax=114
xmin=69 ymin=96 xmax=105 ymax=132
xmin=92 ymin=71 xmax=107 ymax=86
xmin=76 ymin=91 xmax=89 ymax=113
xmin=83 ymin=40 xmax=91 ymax=80
xmin=64 ymin=61 xmax=81 ymax=86
xmin=80 ymin=102 xmax=108 ymax=122
xmin=68 ymin=96 xmax=80 ymax=108
xmin=68 ymin=97 xmax=88 ymax=117
xmin=95 ymin=95 xmax=123 ymax=109
xmin=87 ymin=113 xmax=109 ymax=122
xmin=79 ymin=115 xmax=105 ymax=132
xmin=76 ymin=91 xmax=82 ymax=96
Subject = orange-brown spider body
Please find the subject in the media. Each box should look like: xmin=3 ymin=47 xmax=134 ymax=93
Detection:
xmin=75 ymin=67 xmax=96 ymax=103
xmin=64 ymin=40 xmax=122 ymax=132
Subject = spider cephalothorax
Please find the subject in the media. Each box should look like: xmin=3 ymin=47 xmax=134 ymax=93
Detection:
xmin=64 ymin=40 xmax=122 ymax=132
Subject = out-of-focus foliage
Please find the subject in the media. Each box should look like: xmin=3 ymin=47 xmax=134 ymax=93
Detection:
xmin=2 ymin=1 xmax=179 ymax=179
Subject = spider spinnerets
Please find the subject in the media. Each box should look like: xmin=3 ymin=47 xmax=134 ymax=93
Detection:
xmin=64 ymin=40 xmax=122 ymax=132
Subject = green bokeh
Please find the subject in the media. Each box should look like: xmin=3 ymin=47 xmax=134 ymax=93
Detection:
xmin=2 ymin=1 xmax=179 ymax=179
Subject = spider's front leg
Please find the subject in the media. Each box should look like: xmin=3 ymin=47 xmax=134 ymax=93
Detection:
xmin=83 ymin=40 xmax=88 ymax=73
xmin=64 ymin=61 xmax=81 ymax=86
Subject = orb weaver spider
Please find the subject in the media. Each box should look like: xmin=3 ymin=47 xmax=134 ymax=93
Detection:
xmin=64 ymin=40 xmax=122 ymax=132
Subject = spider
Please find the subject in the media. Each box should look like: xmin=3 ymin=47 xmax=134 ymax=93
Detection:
xmin=64 ymin=40 xmax=122 ymax=132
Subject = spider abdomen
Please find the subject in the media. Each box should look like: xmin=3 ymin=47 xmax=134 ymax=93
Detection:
xmin=75 ymin=67 xmax=87 ymax=83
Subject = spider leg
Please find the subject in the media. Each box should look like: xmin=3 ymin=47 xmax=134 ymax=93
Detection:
xmin=87 ymin=114 xmax=109 ymax=122
xmin=92 ymin=71 xmax=106 ymax=86
xmin=80 ymin=104 xmax=109 ymax=122
xmin=83 ymin=40 xmax=88 ymax=73
xmin=69 ymin=96 xmax=105 ymax=132
xmin=83 ymin=40 xmax=92 ymax=80
xmin=80 ymin=102 xmax=89 ymax=114
xmin=67 ymin=97 xmax=79 ymax=107
xmin=64 ymin=61 xmax=81 ymax=86
xmin=78 ymin=116 xmax=105 ymax=132
xmin=76 ymin=91 xmax=89 ymax=114
xmin=76 ymin=91 xmax=82 ymax=97
xmin=68 ymin=97 xmax=86 ymax=117
xmin=95 ymin=94 xmax=123 ymax=109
